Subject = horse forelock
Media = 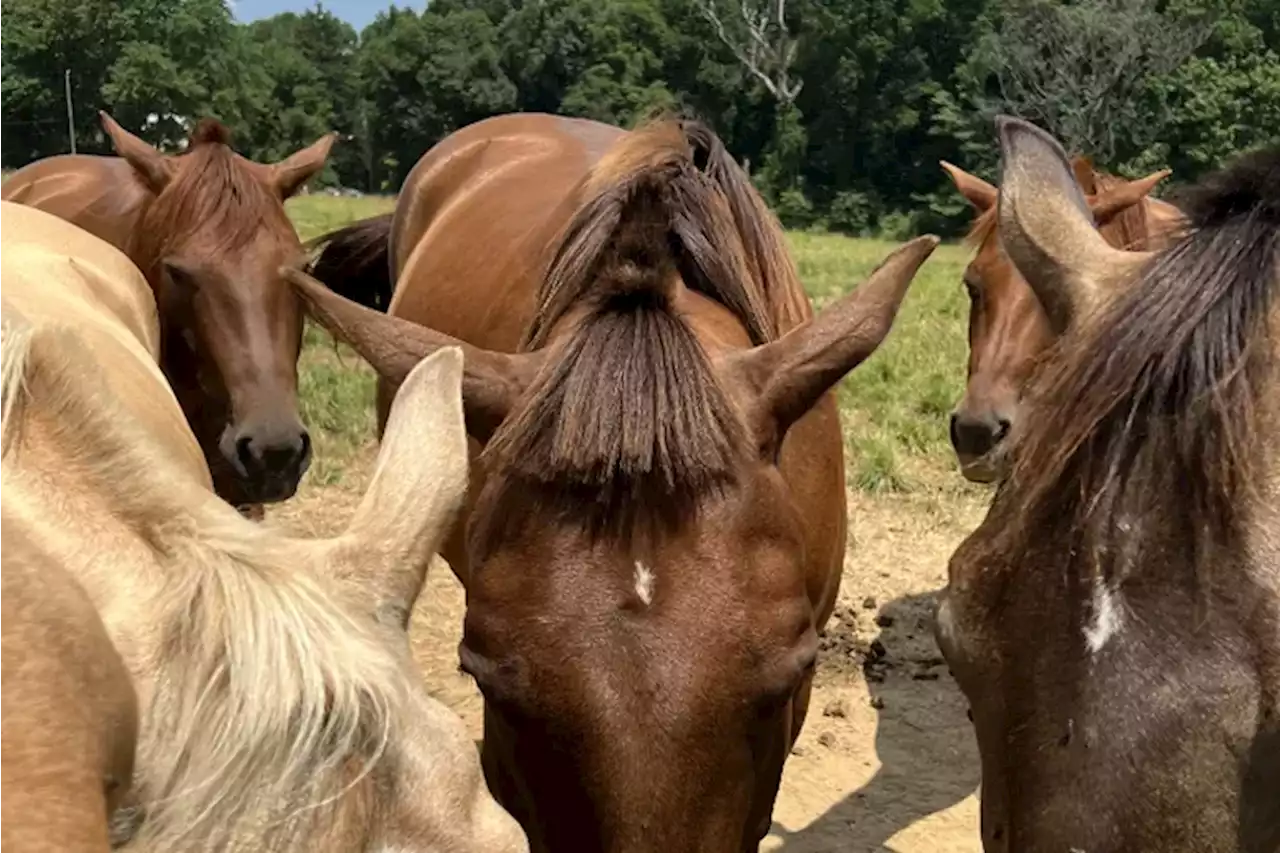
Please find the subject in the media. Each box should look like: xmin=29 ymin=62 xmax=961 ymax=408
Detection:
xmin=479 ymin=118 xmax=810 ymax=539
xmin=133 ymin=132 xmax=293 ymax=269
xmin=1002 ymin=146 xmax=1280 ymax=585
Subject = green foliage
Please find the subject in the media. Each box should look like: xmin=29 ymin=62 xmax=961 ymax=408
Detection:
xmin=1 ymin=0 xmax=1272 ymax=232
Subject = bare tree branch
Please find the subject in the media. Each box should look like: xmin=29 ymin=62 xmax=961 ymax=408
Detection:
xmin=696 ymin=0 xmax=803 ymax=105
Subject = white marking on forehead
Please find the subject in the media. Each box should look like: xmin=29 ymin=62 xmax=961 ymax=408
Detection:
xmin=634 ymin=561 xmax=654 ymax=606
xmin=1083 ymin=577 xmax=1125 ymax=655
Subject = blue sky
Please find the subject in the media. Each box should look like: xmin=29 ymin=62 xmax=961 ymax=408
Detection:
xmin=231 ymin=0 xmax=424 ymax=32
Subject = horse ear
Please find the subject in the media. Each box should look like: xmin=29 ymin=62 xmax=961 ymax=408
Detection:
xmin=725 ymin=236 xmax=938 ymax=456
xmin=1070 ymin=155 xmax=1098 ymax=194
xmin=995 ymin=116 xmax=1150 ymax=335
xmin=940 ymin=161 xmax=997 ymax=211
xmin=272 ymin=132 xmax=338 ymax=198
xmin=1089 ymin=168 xmax=1171 ymax=225
xmin=100 ymin=111 xmax=173 ymax=193
xmin=326 ymin=347 xmax=468 ymax=625
xmin=283 ymin=267 xmax=540 ymax=441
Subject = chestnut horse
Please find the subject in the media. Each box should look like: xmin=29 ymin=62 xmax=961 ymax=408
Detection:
xmin=1 ymin=524 xmax=139 ymax=853
xmin=0 ymin=201 xmax=527 ymax=853
xmin=937 ymin=119 xmax=1279 ymax=852
xmin=2 ymin=113 xmax=332 ymax=509
xmin=295 ymin=113 xmax=937 ymax=852
xmin=940 ymin=155 xmax=1187 ymax=481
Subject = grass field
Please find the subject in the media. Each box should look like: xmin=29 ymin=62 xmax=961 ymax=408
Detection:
xmin=285 ymin=193 xmax=984 ymax=503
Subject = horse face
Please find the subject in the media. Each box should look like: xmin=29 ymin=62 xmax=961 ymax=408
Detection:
xmin=459 ymin=468 xmax=817 ymax=853
xmin=103 ymin=114 xmax=331 ymax=506
xmin=950 ymin=232 xmax=1054 ymax=483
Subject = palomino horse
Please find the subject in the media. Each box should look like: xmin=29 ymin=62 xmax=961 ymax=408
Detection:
xmin=2 ymin=113 xmax=331 ymax=509
xmin=294 ymin=113 xmax=937 ymax=851
xmin=940 ymin=155 xmax=1187 ymax=481
xmin=0 ymin=201 xmax=527 ymax=853
xmin=1 ymin=524 xmax=139 ymax=853
xmin=937 ymin=119 xmax=1279 ymax=852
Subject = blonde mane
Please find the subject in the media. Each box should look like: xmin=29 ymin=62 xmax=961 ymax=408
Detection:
xmin=1 ymin=319 xmax=408 ymax=852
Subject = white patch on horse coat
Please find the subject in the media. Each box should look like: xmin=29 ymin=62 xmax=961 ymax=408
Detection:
xmin=1083 ymin=577 xmax=1125 ymax=655
xmin=634 ymin=561 xmax=654 ymax=606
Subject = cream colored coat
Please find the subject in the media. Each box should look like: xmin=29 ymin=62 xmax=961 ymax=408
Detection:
xmin=0 ymin=201 xmax=527 ymax=853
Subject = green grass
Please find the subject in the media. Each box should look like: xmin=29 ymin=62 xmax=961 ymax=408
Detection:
xmin=287 ymin=199 xmax=977 ymax=496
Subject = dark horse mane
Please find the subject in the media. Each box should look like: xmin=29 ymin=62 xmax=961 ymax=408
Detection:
xmin=480 ymin=117 xmax=809 ymax=536
xmin=131 ymin=119 xmax=292 ymax=270
xmin=1003 ymin=144 xmax=1280 ymax=579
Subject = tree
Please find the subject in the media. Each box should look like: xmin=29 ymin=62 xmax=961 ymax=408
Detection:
xmin=965 ymin=0 xmax=1213 ymax=162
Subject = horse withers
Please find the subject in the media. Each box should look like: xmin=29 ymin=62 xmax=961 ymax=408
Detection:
xmin=2 ymin=113 xmax=331 ymax=509
xmin=0 ymin=201 xmax=527 ymax=853
xmin=298 ymin=113 xmax=937 ymax=852
xmin=940 ymin=154 xmax=1186 ymax=482
xmin=937 ymin=119 xmax=1280 ymax=852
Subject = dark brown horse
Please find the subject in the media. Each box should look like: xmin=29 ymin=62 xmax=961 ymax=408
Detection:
xmin=940 ymin=156 xmax=1186 ymax=481
xmin=1 ymin=112 xmax=334 ymax=507
xmin=292 ymin=113 xmax=938 ymax=852
xmin=937 ymin=117 xmax=1280 ymax=852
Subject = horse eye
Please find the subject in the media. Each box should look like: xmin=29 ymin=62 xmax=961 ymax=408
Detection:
xmin=963 ymin=277 xmax=981 ymax=301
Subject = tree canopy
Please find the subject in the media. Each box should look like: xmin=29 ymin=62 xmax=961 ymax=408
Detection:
xmin=3 ymin=0 xmax=1276 ymax=237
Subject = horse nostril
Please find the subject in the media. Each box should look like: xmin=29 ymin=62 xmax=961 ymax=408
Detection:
xmin=298 ymin=430 xmax=312 ymax=464
xmin=949 ymin=413 xmax=962 ymax=449
xmin=235 ymin=435 xmax=257 ymax=472
xmin=993 ymin=417 xmax=1012 ymax=443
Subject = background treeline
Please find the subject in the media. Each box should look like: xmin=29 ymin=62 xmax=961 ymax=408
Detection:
xmin=3 ymin=0 xmax=1277 ymax=237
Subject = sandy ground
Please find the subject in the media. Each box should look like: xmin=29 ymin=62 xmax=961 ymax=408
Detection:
xmin=271 ymin=449 xmax=989 ymax=853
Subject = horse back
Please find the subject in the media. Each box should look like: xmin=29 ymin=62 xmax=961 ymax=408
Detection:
xmin=389 ymin=113 xmax=624 ymax=353
xmin=1 ymin=202 xmax=207 ymax=486
xmin=2 ymin=155 xmax=152 ymax=257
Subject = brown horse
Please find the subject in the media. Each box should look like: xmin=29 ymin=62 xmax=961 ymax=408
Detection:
xmin=1 ymin=112 xmax=332 ymax=508
xmin=1 ymin=523 xmax=139 ymax=853
xmin=293 ymin=113 xmax=938 ymax=852
xmin=940 ymin=155 xmax=1187 ymax=481
xmin=937 ymin=118 xmax=1280 ymax=852
xmin=0 ymin=201 xmax=527 ymax=853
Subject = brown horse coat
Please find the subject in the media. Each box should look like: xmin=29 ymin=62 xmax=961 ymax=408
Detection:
xmin=940 ymin=156 xmax=1187 ymax=481
xmin=938 ymin=119 xmax=1279 ymax=852
xmin=298 ymin=113 xmax=937 ymax=852
xmin=2 ymin=113 xmax=333 ymax=509
xmin=0 ymin=201 xmax=527 ymax=853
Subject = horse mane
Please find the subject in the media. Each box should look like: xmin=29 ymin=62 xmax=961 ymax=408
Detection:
xmin=1003 ymin=144 xmax=1280 ymax=580
xmin=132 ymin=119 xmax=293 ymax=269
xmin=1 ymin=319 xmax=406 ymax=852
xmin=482 ymin=117 xmax=805 ymax=537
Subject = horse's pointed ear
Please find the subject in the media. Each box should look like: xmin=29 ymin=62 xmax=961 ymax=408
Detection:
xmin=100 ymin=111 xmax=173 ymax=193
xmin=1089 ymin=168 xmax=1172 ymax=225
xmin=325 ymin=347 xmax=469 ymax=625
xmin=725 ymin=236 xmax=939 ymax=456
xmin=940 ymin=161 xmax=997 ymax=211
xmin=995 ymin=116 xmax=1150 ymax=335
xmin=1070 ymin=155 xmax=1098 ymax=194
xmin=284 ymin=267 xmax=539 ymax=441
xmin=272 ymin=132 xmax=338 ymax=198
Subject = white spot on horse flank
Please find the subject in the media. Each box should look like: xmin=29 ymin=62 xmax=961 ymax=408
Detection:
xmin=634 ymin=561 xmax=654 ymax=606
xmin=1083 ymin=577 xmax=1125 ymax=655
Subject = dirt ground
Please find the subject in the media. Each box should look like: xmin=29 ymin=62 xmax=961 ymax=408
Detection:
xmin=271 ymin=448 xmax=989 ymax=853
